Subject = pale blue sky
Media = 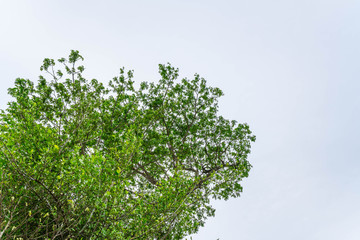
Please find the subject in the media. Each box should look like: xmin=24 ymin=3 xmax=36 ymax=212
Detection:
xmin=1 ymin=1 xmax=360 ymax=239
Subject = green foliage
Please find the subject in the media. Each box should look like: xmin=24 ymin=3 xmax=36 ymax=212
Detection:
xmin=0 ymin=50 xmax=255 ymax=239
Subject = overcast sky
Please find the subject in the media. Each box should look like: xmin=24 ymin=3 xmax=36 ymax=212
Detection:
xmin=1 ymin=1 xmax=360 ymax=239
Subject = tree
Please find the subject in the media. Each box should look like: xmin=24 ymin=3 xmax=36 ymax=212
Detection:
xmin=0 ymin=50 xmax=255 ymax=239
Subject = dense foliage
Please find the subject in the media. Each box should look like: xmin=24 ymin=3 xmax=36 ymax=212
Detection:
xmin=0 ymin=51 xmax=255 ymax=239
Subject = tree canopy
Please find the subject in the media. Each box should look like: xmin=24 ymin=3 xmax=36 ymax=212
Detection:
xmin=0 ymin=50 xmax=255 ymax=239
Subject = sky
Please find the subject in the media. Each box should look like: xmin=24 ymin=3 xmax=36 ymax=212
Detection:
xmin=1 ymin=0 xmax=360 ymax=239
